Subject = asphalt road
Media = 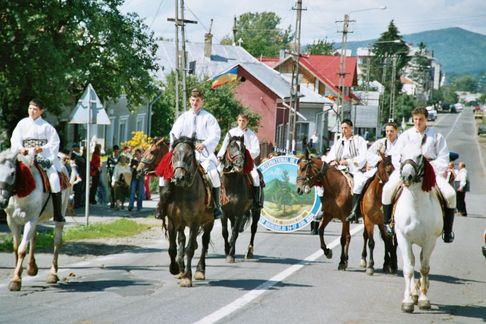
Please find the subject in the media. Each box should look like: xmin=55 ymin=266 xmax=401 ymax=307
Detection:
xmin=0 ymin=108 xmax=485 ymax=324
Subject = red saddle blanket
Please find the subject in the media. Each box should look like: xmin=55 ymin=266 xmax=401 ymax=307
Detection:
xmin=15 ymin=161 xmax=36 ymax=198
xmin=155 ymin=151 xmax=174 ymax=179
xmin=422 ymin=159 xmax=436 ymax=192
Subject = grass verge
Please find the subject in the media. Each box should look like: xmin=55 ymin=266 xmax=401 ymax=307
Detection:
xmin=0 ymin=219 xmax=152 ymax=252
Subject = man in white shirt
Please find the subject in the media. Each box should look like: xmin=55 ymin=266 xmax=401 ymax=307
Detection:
xmin=366 ymin=122 xmax=398 ymax=168
xmin=10 ymin=99 xmax=65 ymax=222
xmin=325 ymin=119 xmax=368 ymax=223
xmin=382 ymin=107 xmax=456 ymax=243
xmin=455 ymin=162 xmax=468 ymax=216
xmin=217 ymin=113 xmax=262 ymax=209
xmin=158 ymin=88 xmax=222 ymax=219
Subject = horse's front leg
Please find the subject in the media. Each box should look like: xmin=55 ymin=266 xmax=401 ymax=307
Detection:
xmin=47 ymin=222 xmax=64 ymax=284
xmin=416 ymin=242 xmax=436 ymax=310
xmin=366 ymin=223 xmax=375 ymax=276
xmin=397 ymin=233 xmax=416 ymax=313
xmin=27 ymin=231 xmax=38 ymax=276
xmin=246 ymin=209 xmax=259 ymax=259
xmin=167 ymin=220 xmax=179 ymax=275
xmin=9 ymin=221 xmax=36 ymax=291
xmin=319 ymin=215 xmax=332 ymax=259
xmin=380 ymin=224 xmax=397 ymax=274
xmin=338 ymin=221 xmax=350 ymax=271
xmin=195 ymin=220 xmax=214 ymax=280
xmin=221 ymin=215 xmax=230 ymax=257
xmin=180 ymin=225 xmax=198 ymax=287
xmin=360 ymin=229 xmax=369 ymax=268
xmin=176 ymin=229 xmax=186 ymax=279
xmin=227 ymin=215 xmax=242 ymax=263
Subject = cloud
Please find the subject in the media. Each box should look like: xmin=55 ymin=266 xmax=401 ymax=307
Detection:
xmin=121 ymin=0 xmax=486 ymax=46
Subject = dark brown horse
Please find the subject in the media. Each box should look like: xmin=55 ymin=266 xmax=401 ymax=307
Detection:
xmin=137 ymin=137 xmax=169 ymax=175
xmin=220 ymin=135 xmax=262 ymax=263
xmin=296 ymin=151 xmax=352 ymax=270
xmin=359 ymin=155 xmax=398 ymax=275
xmin=166 ymin=137 xmax=214 ymax=287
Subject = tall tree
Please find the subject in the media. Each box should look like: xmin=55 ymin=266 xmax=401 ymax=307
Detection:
xmin=234 ymin=12 xmax=293 ymax=57
xmin=0 ymin=0 xmax=159 ymax=143
xmin=305 ymin=38 xmax=335 ymax=55
xmin=452 ymin=75 xmax=478 ymax=92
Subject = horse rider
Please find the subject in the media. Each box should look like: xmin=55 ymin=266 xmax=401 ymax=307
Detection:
xmin=382 ymin=107 xmax=456 ymax=243
xmin=10 ymin=99 xmax=65 ymax=223
xmin=217 ymin=113 xmax=262 ymax=209
xmin=366 ymin=121 xmax=399 ymax=169
xmin=157 ymin=88 xmax=223 ymax=219
xmin=325 ymin=119 xmax=368 ymax=223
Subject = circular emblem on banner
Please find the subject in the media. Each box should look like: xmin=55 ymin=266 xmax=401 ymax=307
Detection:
xmin=258 ymin=155 xmax=321 ymax=232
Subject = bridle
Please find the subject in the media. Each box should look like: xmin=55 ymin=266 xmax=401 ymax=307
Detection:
xmin=296 ymin=158 xmax=324 ymax=187
xmin=171 ymin=139 xmax=197 ymax=187
xmin=224 ymin=136 xmax=245 ymax=173
xmin=400 ymin=155 xmax=425 ymax=184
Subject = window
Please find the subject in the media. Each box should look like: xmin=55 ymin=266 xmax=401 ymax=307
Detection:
xmin=136 ymin=113 xmax=146 ymax=132
xmin=118 ymin=116 xmax=129 ymax=143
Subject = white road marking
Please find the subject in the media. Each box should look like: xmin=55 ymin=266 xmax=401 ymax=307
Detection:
xmin=194 ymin=224 xmax=364 ymax=324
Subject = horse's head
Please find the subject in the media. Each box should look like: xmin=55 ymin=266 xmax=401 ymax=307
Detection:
xmin=399 ymin=144 xmax=425 ymax=187
xmin=171 ymin=136 xmax=197 ymax=187
xmin=137 ymin=137 xmax=169 ymax=175
xmin=296 ymin=150 xmax=324 ymax=195
xmin=377 ymin=152 xmax=395 ymax=183
xmin=0 ymin=150 xmax=17 ymax=208
xmin=222 ymin=135 xmax=246 ymax=173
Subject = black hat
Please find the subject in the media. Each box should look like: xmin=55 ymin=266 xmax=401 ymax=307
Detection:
xmin=112 ymin=145 xmax=120 ymax=150
xmin=72 ymin=143 xmax=80 ymax=149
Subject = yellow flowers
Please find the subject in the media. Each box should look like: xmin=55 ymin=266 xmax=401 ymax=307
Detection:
xmin=121 ymin=131 xmax=153 ymax=150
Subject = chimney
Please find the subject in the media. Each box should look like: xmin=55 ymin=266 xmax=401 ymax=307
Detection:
xmin=204 ymin=32 xmax=213 ymax=58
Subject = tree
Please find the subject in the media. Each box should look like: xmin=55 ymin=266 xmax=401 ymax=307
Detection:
xmin=452 ymin=75 xmax=478 ymax=92
xmin=234 ymin=12 xmax=293 ymax=57
xmin=305 ymin=38 xmax=335 ymax=55
xmin=0 ymin=0 xmax=159 ymax=144
xmin=408 ymin=42 xmax=433 ymax=101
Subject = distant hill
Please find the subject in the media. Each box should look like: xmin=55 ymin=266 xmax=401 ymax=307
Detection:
xmin=346 ymin=27 xmax=486 ymax=75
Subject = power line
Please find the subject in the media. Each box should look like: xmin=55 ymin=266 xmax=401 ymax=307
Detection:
xmin=150 ymin=0 xmax=168 ymax=28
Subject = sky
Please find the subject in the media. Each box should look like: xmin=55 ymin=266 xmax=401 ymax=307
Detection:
xmin=120 ymin=0 xmax=486 ymax=46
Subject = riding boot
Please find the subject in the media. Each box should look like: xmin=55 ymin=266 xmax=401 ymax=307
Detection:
xmin=346 ymin=193 xmax=361 ymax=223
xmin=252 ymin=186 xmax=262 ymax=209
xmin=442 ymin=207 xmax=455 ymax=243
xmin=382 ymin=204 xmax=394 ymax=237
xmin=212 ymin=187 xmax=223 ymax=219
xmin=52 ymin=192 xmax=65 ymax=223
xmin=155 ymin=185 xmax=171 ymax=220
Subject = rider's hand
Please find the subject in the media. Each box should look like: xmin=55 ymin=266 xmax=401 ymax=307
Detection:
xmin=34 ymin=146 xmax=43 ymax=154
xmin=195 ymin=143 xmax=205 ymax=152
xmin=19 ymin=147 xmax=29 ymax=155
xmin=339 ymin=159 xmax=348 ymax=166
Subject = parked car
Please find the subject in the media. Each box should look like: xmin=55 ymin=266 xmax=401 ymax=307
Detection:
xmin=478 ymin=124 xmax=486 ymax=136
xmin=483 ymin=229 xmax=486 ymax=259
xmin=426 ymin=106 xmax=437 ymax=121
xmin=454 ymin=103 xmax=464 ymax=113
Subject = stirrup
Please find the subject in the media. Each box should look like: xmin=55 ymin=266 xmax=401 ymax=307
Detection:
xmin=346 ymin=212 xmax=357 ymax=223
xmin=442 ymin=231 xmax=454 ymax=243
xmin=384 ymin=224 xmax=394 ymax=237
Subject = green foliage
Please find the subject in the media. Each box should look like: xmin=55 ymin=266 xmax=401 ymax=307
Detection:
xmin=452 ymin=75 xmax=478 ymax=92
xmin=235 ymin=12 xmax=293 ymax=57
xmin=305 ymin=38 xmax=335 ymax=55
xmin=0 ymin=0 xmax=159 ymax=143
xmin=0 ymin=219 xmax=152 ymax=252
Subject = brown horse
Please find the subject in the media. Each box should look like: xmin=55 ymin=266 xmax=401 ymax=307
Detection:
xmin=220 ymin=135 xmax=262 ymax=263
xmin=359 ymin=155 xmax=398 ymax=275
xmin=166 ymin=137 xmax=214 ymax=287
xmin=296 ymin=151 xmax=352 ymax=270
xmin=137 ymin=137 xmax=169 ymax=175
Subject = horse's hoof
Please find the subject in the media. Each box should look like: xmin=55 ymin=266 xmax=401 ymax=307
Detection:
xmin=169 ymin=263 xmax=180 ymax=275
xmin=27 ymin=264 xmax=38 ymax=276
xmin=366 ymin=267 xmax=374 ymax=276
xmin=194 ymin=271 xmax=205 ymax=281
xmin=324 ymin=249 xmax=332 ymax=259
xmin=337 ymin=262 xmax=347 ymax=271
xmin=418 ymin=300 xmax=431 ymax=310
xmin=245 ymin=246 xmax=254 ymax=259
xmin=8 ymin=280 xmax=21 ymax=292
xmin=226 ymin=255 xmax=235 ymax=263
xmin=179 ymin=277 xmax=192 ymax=287
xmin=47 ymin=273 xmax=59 ymax=284
xmin=175 ymin=272 xmax=184 ymax=279
xmin=360 ymin=259 xmax=367 ymax=268
xmin=401 ymin=302 xmax=414 ymax=313
xmin=383 ymin=265 xmax=391 ymax=274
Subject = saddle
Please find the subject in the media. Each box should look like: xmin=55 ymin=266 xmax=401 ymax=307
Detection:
xmin=34 ymin=164 xmax=70 ymax=193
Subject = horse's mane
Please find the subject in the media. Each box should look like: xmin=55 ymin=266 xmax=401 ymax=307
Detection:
xmin=172 ymin=136 xmax=196 ymax=150
xmin=0 ymin=149 xmax=17 ymax=163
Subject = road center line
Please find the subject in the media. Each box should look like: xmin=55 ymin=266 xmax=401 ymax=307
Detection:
xmin=195 ymin=224 xmax=364 ymax=324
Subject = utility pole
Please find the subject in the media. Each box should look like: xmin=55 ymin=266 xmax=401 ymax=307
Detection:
xmin=336 ymin=14 xmax=354 ymax=125
xmin=232 ymin=16 xmax=237 ymax=46
xmin=389 ymin=55 xmax=397 ymax=121
xmin=287 ymin=0 xmax=305 ymax=154
xmin=168 ymin=0 xmax=197 ymax=117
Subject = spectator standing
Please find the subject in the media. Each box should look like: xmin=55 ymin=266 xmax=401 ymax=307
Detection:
xmin=89 ymin=144 xmax=102 ymax=204
xmin=128 ymin=148 xmax=145 ymax=211
xmin=106 ymin=145 xmax=121 ymax=208
xmin=111 ymin=155 xmax=132 ymax=210
xmin=70 ymin=143 xmax=86 ymax=208
xmin=455 ymin=162 xmax=469 ymax=216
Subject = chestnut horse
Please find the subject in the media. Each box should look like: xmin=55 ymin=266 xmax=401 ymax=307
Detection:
xmin=359 ymin=155 xmax=398 ymax=275
xmin=166 ymin=137 xmax=214 ymax=287
xmin=296 ymin=151 xmax=352 ymax=270
xmin=137 ymin=137 xmax=169 ymax=175
xmin=220 ymin=135 xmax=262 ymax=263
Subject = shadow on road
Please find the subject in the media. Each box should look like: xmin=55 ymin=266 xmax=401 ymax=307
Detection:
xmin=62 ymin=242 xmax=163 ymax=256
xmin=208 ymin=278 xmax=311 ymax=290
xmin=435 ymin=303 xmax=486 ymax=322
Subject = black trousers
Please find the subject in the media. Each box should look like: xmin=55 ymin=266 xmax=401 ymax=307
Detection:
xmin=456 ymin=190 xmax=467 ymax=215
xmin=89 ymin=173 xmax=100 ymax=204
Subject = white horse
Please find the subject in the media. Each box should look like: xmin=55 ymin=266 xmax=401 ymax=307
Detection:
xmin=394 ymin=143 xmax=442 ymax=313
xmin=0 ymin=149 xmax=69 ymax=291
